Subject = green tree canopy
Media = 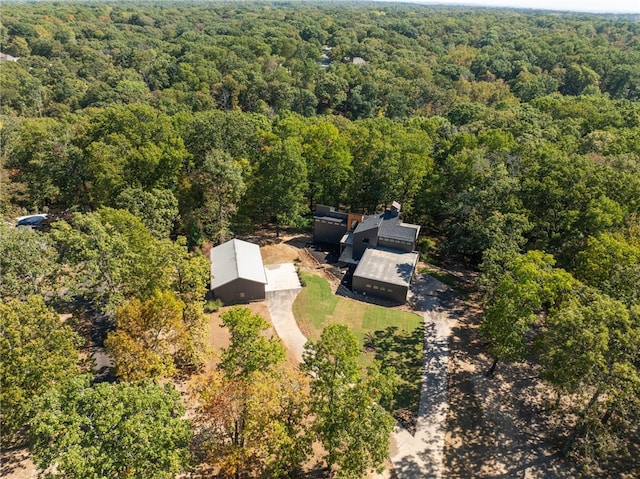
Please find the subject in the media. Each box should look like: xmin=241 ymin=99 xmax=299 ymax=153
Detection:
xmin=0 ymin=223 xmax=61 ymax=301
xmin=105 ymin=290 xmax=186 ymax=382
xmin=52 ymin=208 xmax=171 ymax=313
xmin=303 ymin=324 xmax=395 ymax=478
xmin=537 ymin=288 xmax=640 ymax=456
xmin=0 ymin=296 xmax=81 ymax=445
xmin=219 ymin=306 xmax=285 ymax=379
xmin=481 ymin=251 xmax=577 ymax=373
xmin=246 ymin=136 xmax=308 ymax=236
xmin=30 ymin=376 xmax=192 ymax=479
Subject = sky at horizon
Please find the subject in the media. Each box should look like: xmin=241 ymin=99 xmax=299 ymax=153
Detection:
xmin=377 ymin=0 xmax=640 ymax=14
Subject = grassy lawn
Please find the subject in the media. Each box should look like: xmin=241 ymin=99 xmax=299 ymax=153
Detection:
xmin=294 ymin=271 xmax=424 ymax=414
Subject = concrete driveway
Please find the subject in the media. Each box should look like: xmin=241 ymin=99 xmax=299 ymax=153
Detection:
xmin=265 ymin=263 xmax=302 ymax=292
xmin=264 ymin=263 xmax=307 ymax=363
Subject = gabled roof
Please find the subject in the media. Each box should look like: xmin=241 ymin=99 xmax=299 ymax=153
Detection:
xmin=210 ymin=239 xmax=267 ymax=289
xmin=353 ymin=214 xmax=383 ymax=234
xmin=353 ymin=248 xmax=418 ymax=287
xmin=354 ymin=210 xmax=419 ymax=242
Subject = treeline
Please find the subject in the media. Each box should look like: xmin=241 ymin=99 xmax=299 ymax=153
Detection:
xmin=1 ymin=1 xmax=640 ymax=477
xmin=1 ymin=2 xmax=639 ymax=119
xmin=3 ymin=97 xmax=640 ymax=270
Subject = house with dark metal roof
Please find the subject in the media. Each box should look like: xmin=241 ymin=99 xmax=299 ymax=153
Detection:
xmin=313 ymin=204 xmax=363 ymax=245
xmin=210 ymin=239 xmax=267 ymax=304
xmin=352 ymin=248 xmax=419 ymax=303
xmin=312 ymin=202 xmax=421 ymax=303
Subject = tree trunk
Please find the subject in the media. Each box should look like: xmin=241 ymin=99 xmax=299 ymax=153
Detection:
xmin=486 ymin=357 xmax=498 ymax=377
xmin=562 ymin=386 xmax=602 ymax=456
xmin=601 ymin=407 xmax=613 ymax=426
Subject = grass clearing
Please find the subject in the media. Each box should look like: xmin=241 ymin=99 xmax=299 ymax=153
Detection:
xmin=421 ymin=265 xmax=474 ymax=297
xmin=294 ymin=271 xmax=424 ymax=413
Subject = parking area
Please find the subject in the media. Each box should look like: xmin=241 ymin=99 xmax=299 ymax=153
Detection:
xmin=264 ymin=263 xmax=302 ymax=292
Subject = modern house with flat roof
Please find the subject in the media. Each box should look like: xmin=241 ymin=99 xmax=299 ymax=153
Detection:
xmin=313 ymin=202 xmax=420 ymax=303
xmin=313 ymin=204 xmax=363 ymax=245
xmin=210 ymin=239 xmax=267 ymax=304
xmin=352 ymin=248 xmax=419 ymax=304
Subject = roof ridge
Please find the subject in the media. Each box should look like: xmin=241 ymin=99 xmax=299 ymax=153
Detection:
xmin=232 ymin=238 xmax=241 ymax=279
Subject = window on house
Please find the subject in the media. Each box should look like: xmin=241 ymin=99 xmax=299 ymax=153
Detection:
xmin=239 ymin=292 xmax=246 ymax=298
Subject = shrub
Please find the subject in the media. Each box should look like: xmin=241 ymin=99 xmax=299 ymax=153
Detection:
xmin=204 ymin=298 xmax=223 ymax=313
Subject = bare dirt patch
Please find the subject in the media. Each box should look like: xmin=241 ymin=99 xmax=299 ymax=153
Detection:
xmin=0 ymin=447 xmax=39 ymax=479
xmin=443 ymin=296 xmax=577 ymax=479
xmin=260 ymin=242 xmax=302 ymax=265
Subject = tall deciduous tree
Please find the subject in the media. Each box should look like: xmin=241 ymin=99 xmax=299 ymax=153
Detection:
xmin=193 ymin=367 xmax=311 ymax=479
xmin=51 ymin=208 xmax=170 ymax=313
xmin=105 ymin=290 xmax=186 ymax=381
xmin=302 ymin=120 xmax=352 ymax=209
xmin=480 ymin=251 xmax=576 ymax=375
xmin=114 ymin=187 xmax=179 ymax=239
xmin=0 ymin=223 xmax=61 ymax=301
xmin=0 ymin=296 xmax=81 ymax=445
xmin=166 ymin=237 xmax=210 ymax=370
xmin=247 ymin=136 xmax=308 ymax=237
xmin=537 ymin=288 xmax=640 ymax=456
xmin=80 ymin=104 xmax=189 ymax=206
xmin=191 ymin=149 xmax=246 ymax=245
xmin=303 ymin=324 xmax=395 ymax=478
xmin=219 ymin=306 xmax=285 ymax=379
xmin=30 ymin=376 xmax=192 ymax=479
xmin=574 ymin=232 xmax=640 ymax=306
xmin=193 ymin=307 xmax=308 ymax=478
xmin=4 ymin=117 xmax=79 ymax=210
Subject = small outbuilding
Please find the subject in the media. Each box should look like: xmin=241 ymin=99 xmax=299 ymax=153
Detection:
xmin=210 ymin=239 xmax=267 ymax=304
xmin=352 ymin=248 xmax=419 ymax=304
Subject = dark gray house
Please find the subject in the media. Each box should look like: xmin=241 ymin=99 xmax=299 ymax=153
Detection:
xmin=313 ymin=205 xmax=363 ymax=245
xmin=349 ymin=202 xmax=419 ymax=261
xmin=210 ymin=239 xmax=267 ymax=304
xmin=313 ymin=202 xmax=421 ymax=303
xmin=352 ymin=248 xmax=419 ymax=304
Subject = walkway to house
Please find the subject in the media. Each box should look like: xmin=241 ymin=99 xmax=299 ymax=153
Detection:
xmin=265 ymin=267 xmax=456 ymax=478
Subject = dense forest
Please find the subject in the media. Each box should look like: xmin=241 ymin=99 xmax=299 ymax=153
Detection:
xmin=1 ymin=1 xmax=639 ymax=478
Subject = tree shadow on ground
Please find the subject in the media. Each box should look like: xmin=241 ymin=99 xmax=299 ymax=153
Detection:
xmin=389 ymin=455 xmax=430 ymax=478
xmin=0 ymin=444 xmax=36 ymax=477
xmin=443 ymin=298 xmax=578 ymax=479
xmin=370 ymin=324 xmax=424 ymax=421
